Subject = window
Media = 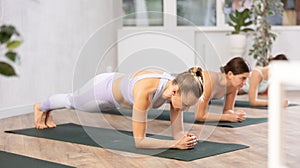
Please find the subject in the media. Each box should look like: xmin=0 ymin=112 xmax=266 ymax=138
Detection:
xmin=177 ymin=0 xmax=216 ymax=26
xmin=224 ymin=0 xmax=252 ymax=24
xmin=282 ymin=0 xmax=300 ymax=25
xmin=122 ymin=0 xmax=163 ymax=26
xmin=122 ymin=0 xmax=300 ymax=27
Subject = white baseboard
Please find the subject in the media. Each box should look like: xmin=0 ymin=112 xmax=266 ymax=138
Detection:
xmin=0 ymin=104 xmax=33 ymax=119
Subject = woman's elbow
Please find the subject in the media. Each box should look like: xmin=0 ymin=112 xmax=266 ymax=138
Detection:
xmin=249 ymin=99 xmax=258 ymax=106
xmin=195 ymin=113 xmax=206 ymax=122
xmin=134 ymin=138 xmax=144 ymax=148
xmin=134 ymin=143 xmax=143 ymax=148
xmin=249 ymin=100 xmax=256 ymax=106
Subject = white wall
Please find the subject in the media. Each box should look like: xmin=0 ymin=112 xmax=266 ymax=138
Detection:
xmin=0 ymin=0 xmax=122 ymax=118
xmin=117 ymin=29 xmax=196 ymax=74
xmin=272 ymin=29 xmax=300 ymax=60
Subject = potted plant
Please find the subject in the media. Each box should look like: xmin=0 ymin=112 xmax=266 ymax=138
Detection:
xmin=0 ymin=24 xmax=22 ymax=77
xmin=248 ymin=0 xmax=284 ymax=66
xmin=228 ymin=8 xmax=254 ymax=57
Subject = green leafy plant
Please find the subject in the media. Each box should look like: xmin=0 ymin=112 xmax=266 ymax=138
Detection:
xmin=249 ymin=0 xmax=284 ymax=66
xmin=0 ymin=24 xmax=22 ymax=77
xmin=228 ymin=8 xmax=254 ymax=34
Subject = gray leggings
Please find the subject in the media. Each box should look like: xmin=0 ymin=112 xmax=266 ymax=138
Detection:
xmin=39 ymin=73 xmax=122 ymax=112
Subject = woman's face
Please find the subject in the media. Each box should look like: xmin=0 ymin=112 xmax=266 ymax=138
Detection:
xmin=230 ymin=72 xmax=249 ymax=89
xmin=171 ymin=92 xmax=198 ymax=111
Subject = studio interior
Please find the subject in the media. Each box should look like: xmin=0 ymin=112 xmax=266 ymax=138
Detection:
xmin=0 ymin=0 xmax=299 ymax=167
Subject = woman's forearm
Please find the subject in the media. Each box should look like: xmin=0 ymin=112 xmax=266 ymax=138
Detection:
xmin=134 ymin=137 xmax=178 ymax=149
xmin=249 ymin=98 xmax=268 ymax=106
xmin=195 ymin=112 xmax=230 ymax=122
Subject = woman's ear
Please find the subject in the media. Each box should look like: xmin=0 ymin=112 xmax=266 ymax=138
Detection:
xmin=165 ymin=83 xmax=179 ymax=98
xmin=227 ymin=71 xmax=234 ymax=80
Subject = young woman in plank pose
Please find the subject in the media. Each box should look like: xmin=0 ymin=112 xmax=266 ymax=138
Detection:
xmin=194 ymin=57 xmax=250 ymax=122
xmin=34 ymin=67 xmax=203 ymax=149
xmin=239 ymin=54 xmax=289 ymax=106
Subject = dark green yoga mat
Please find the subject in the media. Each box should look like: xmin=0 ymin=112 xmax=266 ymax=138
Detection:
xmin=5 ymin=123 xmax=249 ymax=161
xmin=0 ymin=151 xmax=74 ymax=168
xmin=210 ymin=99 xmax=299 ymax=109
xmin=103 ymin=108 xmax=267 ymax=128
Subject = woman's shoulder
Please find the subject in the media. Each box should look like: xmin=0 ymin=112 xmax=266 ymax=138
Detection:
xmin=203 ymin=71 xmax=219 ymax=83
xmin=201 ymin=71 xmax=219 ymax=93
xmin=249 ymin=67 xmax=266 ymax=82
xmin=251 ymin=66 xmax=262 ymax=72
xmin=252 ymin=66 xmax=268 ymax=77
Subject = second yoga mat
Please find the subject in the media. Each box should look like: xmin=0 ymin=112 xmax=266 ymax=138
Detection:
xmin=210 ymin=99 xmax=299 ymax=109
xmin=0 ymin=150 xmax=74 ymax=168
xmin=5 ymin=123 xmax=249 ymax=161
xmin=103 ymin=108 xmax=267 ymax=128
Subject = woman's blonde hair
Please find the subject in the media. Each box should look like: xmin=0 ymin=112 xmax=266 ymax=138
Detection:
xmin=173 ymin=67 xmax=204 ymax=98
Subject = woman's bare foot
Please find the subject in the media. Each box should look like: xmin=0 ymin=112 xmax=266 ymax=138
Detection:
xmin=34 ymin=103 xmax=48 ymax=129
xmin=46 ymin=112 xmax=56 ymax=128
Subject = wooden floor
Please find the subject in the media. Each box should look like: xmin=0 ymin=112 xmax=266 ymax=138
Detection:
xmin=1 ymin=91 xmax=300 ymax=168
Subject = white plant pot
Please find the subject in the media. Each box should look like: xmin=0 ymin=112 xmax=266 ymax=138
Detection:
xmin=229 ymin=34 xmax=247 ymax=57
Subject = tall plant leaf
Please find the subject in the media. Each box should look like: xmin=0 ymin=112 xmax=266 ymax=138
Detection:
xmin=0 ymin=61 xmax=17 ymax=76
xmin=7 ymin=40 xmax=22 ymax=50
xmin=5 ymin=51 xmax=17 ymax=62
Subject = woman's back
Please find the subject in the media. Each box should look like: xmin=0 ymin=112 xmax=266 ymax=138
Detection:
xmin=112 ymin=70 xmax=174 ymax=109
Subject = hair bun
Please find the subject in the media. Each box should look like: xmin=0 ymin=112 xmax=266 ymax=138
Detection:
xmin=188 ymin=66 xmax=204 ymax=95
xmin=188 ymin=67 xmax=202 ymax=77
xmin=188 ymin=66 xmax=204 ymax=82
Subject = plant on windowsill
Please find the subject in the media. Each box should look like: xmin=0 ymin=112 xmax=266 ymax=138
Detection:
xmin=248 ymin=0 xmax=284 ymax=66
xmin=228 ymin=8 xmax=254 ymax=57
xmin=0 ymin=24 xmax=22 ymax=77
